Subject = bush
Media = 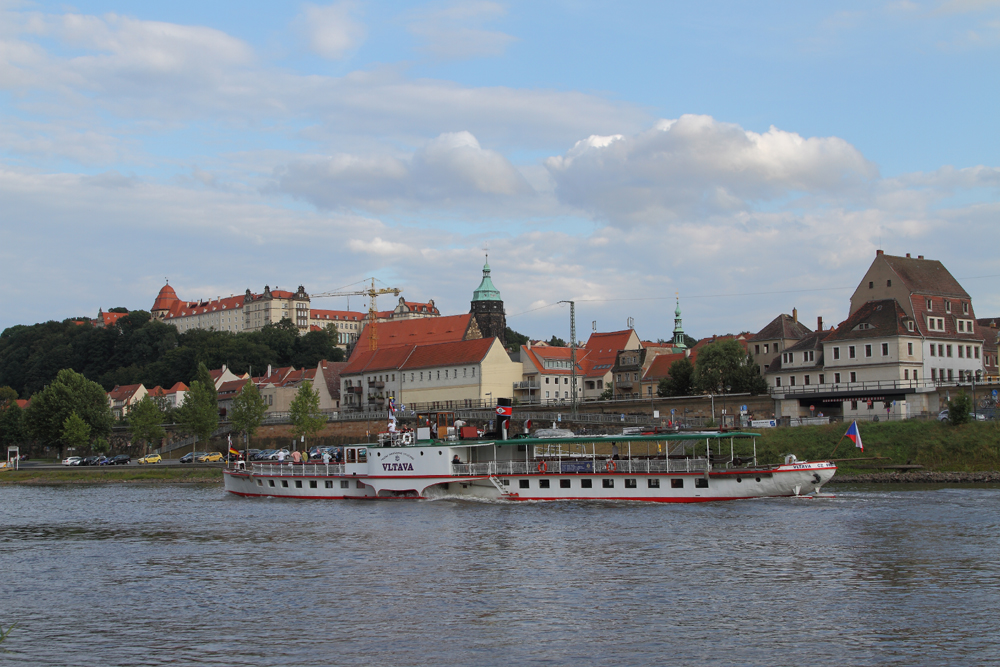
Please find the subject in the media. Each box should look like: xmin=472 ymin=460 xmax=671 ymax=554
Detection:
xmin=947 ymin=392 xmax=973 ymax=426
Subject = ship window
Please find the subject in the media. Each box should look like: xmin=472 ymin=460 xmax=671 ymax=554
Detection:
xmin=356 ymin=481 xmax=365 ymax=489
xmin=358 ymin=448 xmax=367 ymax=463
xmin=648 ymin=479 xmax=660 ymax=488
xmin=295 ymin=480 xmax=302 ymax=488
xmin=671 ymin=479 xmax=683 ymax=488
xmin=325 ymin=481 xmax=333 ymax=488
xmin=581 ymin=479 xmax=593 ymax=488
xmin=519 ymin=479 xmax=529 ymax=489
xmin=256 ymin=479 xmax=262 ymax=486
xmin=539 ymin=479 xmax=550 ymax=489
xmin=624 ymin=479 xmax=637 ymax=488
xmin=756 ymin=477 xmax=761 ymax=482
xmin=695 ymin=478 xmax=708 ymax=488
xmin=560 ymin=479 xmax=571 ymax=488
xmin=602 ymin=479 xmax=614 ymax=488
xmin=268 ymin=480 xmax=275 ymax=487
xmin=310 ymin=480 xmax=317 ymax=489
xmin=282 ymin=480 xmax=288 ymax=487
xmin=340 ymin=480 xmax=349 ymax=488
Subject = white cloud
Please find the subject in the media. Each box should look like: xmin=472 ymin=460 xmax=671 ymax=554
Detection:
xmin=296 ymin=2 xmax=366 ymax=60
xmin=272 ymin=130 xmax=535 ymax=211
xmin=545 ymin=115 xmax=879 ymax=225
xmin=408 ymin=1 xmax=517 ymax=59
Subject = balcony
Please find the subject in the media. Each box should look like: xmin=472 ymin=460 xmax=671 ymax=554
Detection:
xmin=513 ymin=381 xmax=540 ymax=390
xmin=346 ymin=386 xmax=362 ymax=394
xmin=369 ymin=381 xmax=385 ymax=389
xmin=617 ymin=381 xmax=633 ymax=390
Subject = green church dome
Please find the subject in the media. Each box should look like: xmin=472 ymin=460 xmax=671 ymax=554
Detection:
xmin=472 ymin=260 xmax=502 ymax=302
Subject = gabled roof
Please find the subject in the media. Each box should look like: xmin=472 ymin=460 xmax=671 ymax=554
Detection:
xmin=108 ymin=384 xmax=144 ymax=402
xmin=351 ymin=314 xmax=473 ymax=359
xmin=217 ymin=379 xmax=250 ymax=397
xmin=520 ymin=345 xmax=589 ymax=376
xmin=401 ymin=338 xmax=497 ymax=370
xmin=642 ymin=351 xmax=695 ymax=382
xmin=881 ymin=254 xmax=969 ymax=298
xmin=824 ymin=299 xmax=913 ymax=341
xmin=310 ymin=309 xmax=363 ymax=321
xmin=751 ymin=314 xmax=812 ymax=341
xmin=343 ymin=346 xmax=421 ymax=375
xmin=318 ymin=360 xmax=348 ymax=399
xmin=583 ymin=330 xmax=639 ymax=375
xmin=167 ymin=382 xmax=188 ymax=393
xmin=101 ymin=311 xmax=129 ymax=327
xmin=783 ymin=331 xmax=829 ymax=352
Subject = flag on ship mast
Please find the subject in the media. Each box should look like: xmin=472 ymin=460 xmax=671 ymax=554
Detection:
xmin=844 ymin=421 xmax=864 ymax=452
xmin=228 ymin=433 xmax=239 ymax=457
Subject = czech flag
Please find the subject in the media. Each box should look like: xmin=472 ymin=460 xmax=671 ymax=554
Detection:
xmin=845 ymin=420 xmax=864 ymax=452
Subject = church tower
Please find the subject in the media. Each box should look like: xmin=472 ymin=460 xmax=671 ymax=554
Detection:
xmin=672 ymin=297 xmax=687 ymax=350
xmin=470 ymin=257 xmax=506 ymax=347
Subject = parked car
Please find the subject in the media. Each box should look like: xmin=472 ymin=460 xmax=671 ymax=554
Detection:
xmin=137 ymin=454 xmax=162 ymax=464
xmin=938 ymin=409 xmax=987 ymax=422
xmin=80 ymin=455 xmax=101 ymax=466
xmin=252 ymin=449 xmax=274 ymax=461
xmin=61 ymin=456 xmax=82 ymax=466
xmin=110 ymin=454 xmax=131 ymax=465
xmin=180 ymin=452 xmax=208 ymax=463
xmin=267 ymin=448 xmax=291 ymax=460
xmin=196 ymin=452 xmax=224 ymax=463
xmin=94 ymin=455 xmax=112 ymax=465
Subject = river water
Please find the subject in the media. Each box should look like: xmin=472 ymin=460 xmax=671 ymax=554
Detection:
xmin=2 ymin=483 xmax=1000 ymax=666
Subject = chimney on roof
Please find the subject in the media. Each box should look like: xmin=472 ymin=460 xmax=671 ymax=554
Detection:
xmin=918 ymin=255 xmax=924 ymax=259
xmin=906 ymin=253 xmax=911 ymax=258
xmin=817 ymin=316 xmax=823 ymax=331
xmin=793 ymin=308 xmax=798 ymax=323
xmin=876 ymin=249 xmax=884 ymax=256
xmin=267 ymin=364 xmax=272 ymax=377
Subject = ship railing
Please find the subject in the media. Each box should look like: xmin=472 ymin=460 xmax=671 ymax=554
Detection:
xmin=250 ymin=463 xmax=346 ymax=476
xmin=452 ymin=458 xmax=710 ymax=476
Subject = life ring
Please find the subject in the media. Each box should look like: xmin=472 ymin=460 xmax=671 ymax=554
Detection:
xmin=401 ymin=432 xmax=413 ymax=445
xmin=605 ymin=459 xmax=616 ymax=472
xmin=537 ymin=460 xmax=547 ymax=473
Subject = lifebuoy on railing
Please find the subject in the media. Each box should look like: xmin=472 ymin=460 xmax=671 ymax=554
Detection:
xmin=401 ymin=432 xmax=413 ymax=445
xmin=605 ymin=459 xmax=616 ymax=472
xmin=537 ymin=460 xmax=547 ymax=474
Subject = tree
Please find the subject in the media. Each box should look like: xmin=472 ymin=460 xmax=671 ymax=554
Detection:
xmin=128 ymin=396 xmax=166 ymax=454
xmin=231 ymin=381 xmax=267 ymax=446
xmin=24 ymin=368 xmax=111 ymax=456
xmin=179 ymin=380 xmax=219 ymax=446
xmin=947 ymin=391 xmax=973 ymax=426
xmin=0 ymin=402 xmax=25 ymax=448
xmin=505 ymin=327 xmax=529 ymax=350
xmin=194 ymin=362 xmax=218 ymax=404
xmin=599 ymin=387 xmax=614 ymax=401
xmin=547 ymin=335 xmax=567 ymax=347
xmin=693 ymin=341 xmax=767 ymax=395
xmin=289 ymin=382 xmax=326 ymax=449
xmin=61 ymin=411 xmax=91 ymax=452
xmin=659 ymin=357 xmax=694 ymax=396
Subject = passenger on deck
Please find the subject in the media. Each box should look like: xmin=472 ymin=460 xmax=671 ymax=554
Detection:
xmin=322 ymin=450 xmax=331 ymax=465
xmin=611 ymin=443 xmax=620 ymax=460
xmin=451 ymin=455 xmax=462 ymax=465
xmin=291 ymin=450 xmax=301 ymax=464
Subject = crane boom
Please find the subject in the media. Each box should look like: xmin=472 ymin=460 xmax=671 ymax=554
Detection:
xmin=312 ymin=278 xmax=401 ymax=351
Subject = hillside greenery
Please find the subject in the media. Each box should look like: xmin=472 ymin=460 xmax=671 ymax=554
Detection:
xmin=752 ymin=420 xmax=1000 ymax=472
xmin=0 ymin=312 xmax=344 ymax=399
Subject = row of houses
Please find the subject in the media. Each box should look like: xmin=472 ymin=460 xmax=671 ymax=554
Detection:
xmin=107 ymin=361 xmax=348 ymax=419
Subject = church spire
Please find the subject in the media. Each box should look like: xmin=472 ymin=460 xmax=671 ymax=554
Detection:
xmin=672 ymin=295 xmax=687 ymax=350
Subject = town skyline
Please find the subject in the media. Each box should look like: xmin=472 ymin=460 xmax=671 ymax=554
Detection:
xmin=2 ymin=1 xmax=999 ymax=339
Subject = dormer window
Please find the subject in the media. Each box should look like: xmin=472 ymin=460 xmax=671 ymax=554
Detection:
xmin=963 ymin=302 xmax=969 ymax=314
xmin=926 ymin=299 xmax=933 ymax=311
xmin=907 ymin=320 xmax=914 ymax=332
xmin=945 ymin=300 xmax=951 ymax=313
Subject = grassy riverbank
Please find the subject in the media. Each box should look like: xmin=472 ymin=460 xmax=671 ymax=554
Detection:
xmin=755 ymin=420 xmax=1000 ymax=472
xmin=0 ymin=467 xmax=224 ymax=485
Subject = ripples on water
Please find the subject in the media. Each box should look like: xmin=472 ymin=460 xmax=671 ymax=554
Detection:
xmin=2 ymin=483 xmax=1000 ymax=666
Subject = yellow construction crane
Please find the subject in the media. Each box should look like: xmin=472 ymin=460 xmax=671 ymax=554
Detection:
xmin=312 ymin=278 xmax=401 ymax=351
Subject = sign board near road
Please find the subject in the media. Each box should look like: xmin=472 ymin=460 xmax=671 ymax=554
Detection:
xmin=751 ymin=419 xmax=777 ymax=428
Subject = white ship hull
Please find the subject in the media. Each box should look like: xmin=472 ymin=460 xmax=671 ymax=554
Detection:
xmin=224 ymin=457 xmax=836 ymax=503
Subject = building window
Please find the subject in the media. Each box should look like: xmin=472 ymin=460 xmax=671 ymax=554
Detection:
xmin=869 ymin=281 xmax=874 ymax=289
xmin=850 ymin=372 xmax=857 ymax=382
xmin=945 ymin=300 xmax=951 ymax=313
xmin=907 ymin=342 xmax=913 ymax=356
xmin=905 ymin=369 xmax=909 ymax=380
xmin=755 ymin=344 xmax=760 ymax=354
xmin=804 ymin=375 xmax=810 ymax=385
xmin=819 ymin=374 xmax=824 ymax=384
xmin=834 ymin=372 xmax=841 ymax=383
xmin=882 ymin=343 xmax=889 ymax=356
xmin=959 ymin=346 xmax=964 ymax=358
xmin=932 ymin=368 xmax=937 ymax=380
xmin=849 ymin=346 xmax=856 ymax=359
xmin=887 ymin=279 xmax=892 ymax=287
xmin=865 ymin=345 xmax=872 ymax=358
xmin=851 ymin=400 xmax=858 ymax=410
xmin=545 ymin=377 xmax=550 ymax=384
xmin=938 ymin=344 xmax=944 ymax=357
xmin=833 ymin=347 xmax=840 ymax=360
xmin=963 ymin=302 xmax=969 ymax=314
xmin=947 ymin=369 xmax=953 ymax=381
xmin=947 ymin=345 xmax=953 ymax=358
xmin=790 ymin=376 xmax=796 ymax=386
xmin=764 ymin=344 xmax=769 ymax=354
xmin=926 ymin=298 xmax=933 ymax=311
xmin=914 ymin=369 xmax=918 ymax=381
xmin=930 ymin=345 xmax=936 ymax=357
xmin=975 ymin=347 xmax=980 ymax=359
xmin=775 ymin=377 xmax=781 ymax=387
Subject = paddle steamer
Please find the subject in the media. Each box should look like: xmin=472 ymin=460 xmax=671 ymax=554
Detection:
xmin=223 ymin=420 xmax=835 ymax=502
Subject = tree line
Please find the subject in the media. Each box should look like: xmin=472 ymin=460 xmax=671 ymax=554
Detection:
xmin=656 ymin=340 xmax=768 ymax=397
xmin=0 ymin=311 xmax=344 ymax=400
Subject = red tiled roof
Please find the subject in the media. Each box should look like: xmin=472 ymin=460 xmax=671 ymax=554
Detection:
xmin=167 ymin=382 xmax=188 ymax=393
xmin=16 ymin=399 xmax=29 ymax=409
xmin=147 ymin=386 xmax=166 ymax=397
xmin=400 ymin=338 xmax=496 ymax=370
xmin=101 ymin=311 xmax=129 ymax=326
xmin=521 ymin=345 xmax=589 ymax=376
xmin=152 ymin=283 xmax=179 ymax=311
xmin=642 ymin=352 xmax=695 ymax=381
xmin=582 ymin=330 xmax=638 ymax=375
xmin=108 ymin=384 xmax=143 ymax=401
xmin=162 ymin=294 xmax=246 ymax=319
xmin=319 ymin=360 xmax=348 ymax=399
xmin=881 ymin=254 xmax=969 ymax=298
xmin=342 ymin=346 xmax=421 ymax=375
xmin=350 ymin=314 xmax=472 ymax=359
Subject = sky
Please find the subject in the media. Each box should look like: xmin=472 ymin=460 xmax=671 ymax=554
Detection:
xmin=1 ymin=0 xmax=999 ymax=342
